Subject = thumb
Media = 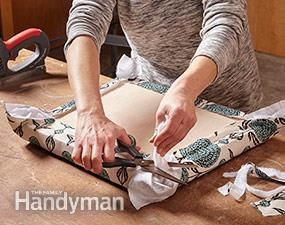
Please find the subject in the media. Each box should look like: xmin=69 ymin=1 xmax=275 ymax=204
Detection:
xmin=118 ymin=129 xmax=132 ymax=145
xmin=149 ymin=109 xmax=166 ymax=143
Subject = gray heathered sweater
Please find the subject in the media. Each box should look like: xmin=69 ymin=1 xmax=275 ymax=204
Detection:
xmin=65 ymin=0 xmax=263 ymax=112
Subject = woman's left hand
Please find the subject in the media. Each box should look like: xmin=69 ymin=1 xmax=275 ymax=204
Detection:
xmin=149 ymin=84 xmax=197 ymax=156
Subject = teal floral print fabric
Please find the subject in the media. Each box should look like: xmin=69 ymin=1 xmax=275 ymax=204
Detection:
xmin=253 ymin=192 xmax=285 ymax=216
xmin=176 ymin=138 xmax=221 ymax=168
xmin=136 ymin=80 xmax=244 ymax=118
xmin=4 ymin=79 xmax=285 ymax=190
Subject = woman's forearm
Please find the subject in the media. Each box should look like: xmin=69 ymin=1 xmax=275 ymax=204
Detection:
xmin=172 ymin=56 xmax=217 ymax=101
xmin=66 ymin=36 xmax=131 ymax=173
xmin=66 ymin=36 xmax=105 ymax=117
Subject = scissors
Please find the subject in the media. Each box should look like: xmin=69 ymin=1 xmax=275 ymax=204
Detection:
xmin=102 ymin=135 xmax=198 ymax=185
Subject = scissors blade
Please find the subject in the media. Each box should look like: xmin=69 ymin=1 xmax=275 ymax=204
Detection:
xmin=141 ymin=165 xmax=187 ymax=185
xmin=102 ymin=157 xmax=136 ymax=168
xmin=135 ymin=159 xmax=198 ymax=168
xmin=167 ymin=161 xmax=198 ymax=168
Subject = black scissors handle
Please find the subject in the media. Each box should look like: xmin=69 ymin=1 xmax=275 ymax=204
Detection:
xmin=102 ymin=135 xmax=142 ymax=168
xmin=116 ymin=135 xmax=143 ymax=159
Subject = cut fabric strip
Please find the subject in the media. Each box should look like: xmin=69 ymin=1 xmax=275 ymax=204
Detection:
xmin=252 ymin=192 xmax=285 ymax=216
xmin=218 ymin=163 xmax=285 ymax=216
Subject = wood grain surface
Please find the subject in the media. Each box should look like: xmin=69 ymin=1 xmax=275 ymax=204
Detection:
xmin=248 ymin=0 xmax=285 ymax=57
xmin=0 ymin=0 xmax=71 ymax=43
xmin=0 ymin=50 xmax=284 ymax=225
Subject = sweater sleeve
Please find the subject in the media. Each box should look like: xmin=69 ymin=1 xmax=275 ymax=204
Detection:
xmin=192 ymin=0 xmax=247 ymax=78
xmin=64 ymin=0 xmax=116 ymax=54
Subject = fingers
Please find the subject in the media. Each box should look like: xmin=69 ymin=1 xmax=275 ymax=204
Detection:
xmin=81 ymin=144 xmax=92 ymax=170
xmin=103 ymin=136 xmax=115 ymax=162
xmin=72 ymin=143 xmax=83 ymax=164
xmin=157 ymin=123 xmax=189 ymax=156
xmin=73 ymin=116 xmax=131 ymax=174
xmin=91 ymin=143 xmax=103 ymax=174
xmin=153 ymin=112 xmax=182 ymax=147
xmin=156 ymin=117 xmax=197 ymax=156
xmin=149 ymin=132 xmax=156 ymax=143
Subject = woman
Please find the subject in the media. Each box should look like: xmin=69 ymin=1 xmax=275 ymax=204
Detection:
xmin=65 ymin=0 xmax=262 ymax=174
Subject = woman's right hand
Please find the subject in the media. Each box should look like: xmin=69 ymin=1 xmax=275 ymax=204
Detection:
xmin=72 ymin=111 xmax=131 ymax=174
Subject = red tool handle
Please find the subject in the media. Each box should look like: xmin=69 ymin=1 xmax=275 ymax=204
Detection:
xmin=4 ymin=28 xmax=42 ymax=52
xmin=0 ymin=28 xmax=50 ymax=76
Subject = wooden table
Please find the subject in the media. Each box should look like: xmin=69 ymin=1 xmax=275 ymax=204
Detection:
xmin=0 ymin=51 xmax=284 ymax=225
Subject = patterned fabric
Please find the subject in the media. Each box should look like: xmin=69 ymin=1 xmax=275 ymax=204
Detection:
xmin=253 ymin=192 xmax=285 ymax=216
xmin=201 ymin=103 xmax=242 ymax=117
xmin=137 ymin=81 xmax=169 ymax=95
xmin=4 ymin=80 xmax=285 ymax=189
xmin=136 ymin=80 xmax=244 ymax=118
xmin=218 ymin=163 xmax=285 ymax=217
xmin=173 ymin=118 xmax=282 ymax=182
xmin=178 ymin=138 xmax=221 ymax=168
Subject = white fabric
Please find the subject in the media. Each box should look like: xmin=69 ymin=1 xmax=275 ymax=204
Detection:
xmin=225 ymin=163 xmax=253 ymax=200
xmin=128 ymin=120 xmax=182 ymax=210
xmin=116 ymin=54 xmax=139 ymax=80
xmin=128 ymin=154 xmax=181 ymax=210
xmin=152 ymin=121 xmax=170 ymax=170
xmin=218 ymin=163 xmax=285 ymax=216
xmin=245 ymin=100 xmax=285 ymax=120
xmin=4 ymin=103 xmax=53 ymax=120
xmin=219 ymin=163 xmax=285 ymax=199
